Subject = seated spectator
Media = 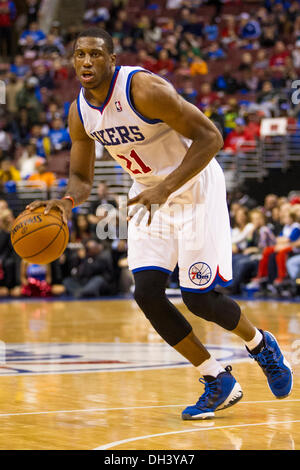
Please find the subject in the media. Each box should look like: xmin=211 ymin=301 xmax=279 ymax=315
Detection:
xmin=136 ymin=49 xmax=157 ymax=73
xmin=5 ymin=73 xmax=24 ymax=115
xmin=71 ymin=213 xmax=92 ymax=243
xmin=0 ymin=157 xmax=20 ymax=185
xmin=190 ymin=54 xmax=208 ymax=76
xmin=153 ymin=49 xmax=174 ymax=76
xmin=10 ymin=54 xmax=30 ymax=78
xmin=203 ymin=19 xmax=219 ymax=42
xmin=269 ymin=40 xmax=290 ymax=70
xmin=30 ymin=123 xmax=51 ymax=158
xmin=239 ymin=13 xmax=261 ymax=40
xmin=260 ymin=25 xmax=277 ymax=48
xmin=12 ymin=259 xmax=65 ymax=298
xmin=40 ymin=33 xmax=65 ymax=56
xmin=220 ymin=15 xmax=239 ymax=47
xmin=16 ymin=76 xmax=42 ymax=125
xmin=19 ymin=21 xmax=46 ymax=46
xmin=0 ymin=208 xmax=17 ymax=296
xmin=28 ymin=158 xmax=56 ymax=188
xmin=196 ymin=83 xmax=218 ymax=110
xmin=34 ymin=64 xmax=54 ymax=90
xmin=292 ymin=39 xmax=300 ymax=69
xmin=248 ymin=208 xmax=300 ymax=287
xmin=213 ymin=65 xmax=239 ymax=94
xmin=230 ymin=209 xmax=276 ymax=294
xmin=18 ymin=141 xmax=40 ymax=179
xmin=0 ymin=125 xmax=12 ymax=152
xmin=238 ymin=52 xmax=253 ymax=71
xmin=174 ymin=56 xmax=191 ymax=77
xmin=286 ymin=240 xmax=300 ymax=284
xmin=62 ymin=239 xmax=114 ymax=298
xmin=87 ymin=182 xmax=118 ymax=226
xmin=48 ymin=117 xmax=71 ymax=152
xmin=205 ymin=42 xmax=226 ymax=60
xmin=178 ymin=78 xmax=197 ymax=105
xmin=223 ymin=118 xmax=256 ymax=153
xmin=231 ymin=206 xmax=254 ymax=255
xmin=253 ymin=49 xmax=269 ymax=70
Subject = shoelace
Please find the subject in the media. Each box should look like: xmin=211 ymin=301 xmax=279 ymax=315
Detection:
xmin=196 ymin=377 xmax=219 ymax=408
xmin=251 ymin=348 xmax=283 ymax=381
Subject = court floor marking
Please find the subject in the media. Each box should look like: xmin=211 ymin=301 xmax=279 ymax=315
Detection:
xmin=0 ymin=399 xmax=299 ymax=418
xmin=94 ymin=419 xmax=300 ymax=450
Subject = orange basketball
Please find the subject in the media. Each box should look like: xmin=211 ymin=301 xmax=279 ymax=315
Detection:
xmin=10 ymin=206 xmax=69 ymax=264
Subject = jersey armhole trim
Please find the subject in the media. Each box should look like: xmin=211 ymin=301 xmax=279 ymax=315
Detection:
xmin=77 ymin=92 xmax=84 ymax=125
xmin=126 ymin=70 xmax=163 ymax=125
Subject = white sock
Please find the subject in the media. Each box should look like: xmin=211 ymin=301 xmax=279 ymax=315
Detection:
xmin=245 ymin=328 xmax=263 ymax=352
xmin=197 ymin=357 xmax=225 ymax=378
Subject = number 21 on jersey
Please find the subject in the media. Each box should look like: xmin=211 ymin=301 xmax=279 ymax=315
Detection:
xmin=117 ymin=149 xmax=152 ymax=175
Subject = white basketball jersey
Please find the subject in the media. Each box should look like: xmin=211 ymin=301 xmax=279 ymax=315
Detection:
xmin=77 ymin=66 xmax=205 ymax=194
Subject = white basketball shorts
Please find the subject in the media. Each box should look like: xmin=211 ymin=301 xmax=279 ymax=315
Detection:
xmin=127 ymin=158 xmax=233 ymax=292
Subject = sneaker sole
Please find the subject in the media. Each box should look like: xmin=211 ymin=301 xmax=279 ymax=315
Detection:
xmin=181 ymin=382 xmax=243 ymax=420
xmin=216 ymin=382 xmax=243 ymax=411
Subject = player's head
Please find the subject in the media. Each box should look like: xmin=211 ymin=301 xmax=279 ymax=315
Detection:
xmin=73 ymin=27 xmax=116 ymax=89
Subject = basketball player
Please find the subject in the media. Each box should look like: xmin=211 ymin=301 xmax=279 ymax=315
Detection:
xmin=28 ymin=28 xmax=292 ymax=420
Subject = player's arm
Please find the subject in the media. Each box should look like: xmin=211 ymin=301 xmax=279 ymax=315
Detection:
xmin=131 ymin=72 xmax=223 ymax=196
xmin=27 ymin=101 xmax=95 ymax=223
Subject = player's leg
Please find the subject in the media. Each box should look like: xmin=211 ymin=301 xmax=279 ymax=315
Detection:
xmin=133 ymin=269 xmax=243 ymax=420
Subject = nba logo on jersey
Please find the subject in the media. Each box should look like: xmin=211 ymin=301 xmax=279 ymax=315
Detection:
xmin=115 ymin=100 xmax=122 ymax=112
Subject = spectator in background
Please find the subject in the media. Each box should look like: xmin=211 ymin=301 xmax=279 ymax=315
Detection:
xmin=205 ymin=41 xmax=226 ymax=60
xmin=249 ymin=208 xmax=300 ymax=287
xmin=63 ymin=239 xmax=114 ymax=298
xmin=254 ymin=49 xmax=269 ymax=70
xmin=230 ymin=208 xmax=276 ymax=294
xmin=153 ymin=49 xmax=174 ymax=76
xmin=12 ymin=259 xmax=65 ymax=298
xmin=19 ymin=21 xmax=46 ymax=46
xmin=178 ymin=77 xmax=197 ymax=105
xmin=34 ymin=63 xmax=54 ymax=90
xmin=231 ymin=206 xmax=254 ymax=255
xmin=48 ymin=117 xmax=71 ymax=152
xmin=28 ymin=158 xmax=56 ymax=188
xmin=25 ymin=0 xmax=40 ymax=26
xmin=5 ymin=73 xmax=24 ymax=115
xmin=213 ymin=64 xmax=239 ymax=94
xmin=0 ymin=207 xmax=17 ymax=296
xmin=88 ymin=182 xmax=118 ymax=227
xmin=71 ymin=213 xmax=92 ymax=243
xmin=223 ymin=118 xmax=256 ymax=153
xmin=30 ymin=123 xmax=51 ymax=158
xmin=0 ymin=0 xmax=16 ymax=58
xmin=203 ymin=18 xmax=219 ymax=42
xmin=292 ymin=39 xmax=300 ymax=69
xmin=0 ymin=157 xmax=20 ymax=185
xmin=10 ymin=55 xmax=30 ymax=78
xmin=269 ymin=40 xmax=290 ymax=70
xmin=16 ymin=76 xmax=41 ymax=125
xmin=18 ymin=141 xmax=39 ymax=179
xmin=197 ymin=82 xmax=218 ymax=110
xmin=174 ymin=55 xmax=191 ymax=78
xmin=189 ymin=54 xmax=208 ymax=76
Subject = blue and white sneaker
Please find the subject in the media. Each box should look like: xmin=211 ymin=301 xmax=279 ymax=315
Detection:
xmin=247 ymin=330 xmax=293 ymax=399
xmin=182 ymin=366 xmax=243 ymax=420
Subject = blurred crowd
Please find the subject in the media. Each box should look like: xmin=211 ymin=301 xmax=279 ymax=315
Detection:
xmin=0 ymin=0 xmax=300 ymax=299
xmin=1 ymin=182 xmax=300 ymax=299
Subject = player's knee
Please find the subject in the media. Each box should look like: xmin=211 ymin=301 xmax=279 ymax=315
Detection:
xmin=133 ymin=270 xmax=168 ymax=313
xmin=182 ymin=290 xmax=241 ymax=331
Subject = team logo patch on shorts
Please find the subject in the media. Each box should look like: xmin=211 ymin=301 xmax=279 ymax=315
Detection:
xmin=189 ymin=262 xmax=212 ymax=286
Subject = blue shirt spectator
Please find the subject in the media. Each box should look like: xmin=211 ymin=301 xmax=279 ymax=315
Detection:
xmin=19 ymin=21 xmax=46 ymax=45
xmin=49 ymin=118 xmax=71 ymax=152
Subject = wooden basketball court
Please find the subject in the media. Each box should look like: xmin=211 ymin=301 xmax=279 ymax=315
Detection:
xmin=0 ymin=296 xmax=299 ymax=450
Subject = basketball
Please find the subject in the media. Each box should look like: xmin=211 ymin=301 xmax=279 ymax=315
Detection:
xmin=10 ymin=206 xmax=69 ymax=264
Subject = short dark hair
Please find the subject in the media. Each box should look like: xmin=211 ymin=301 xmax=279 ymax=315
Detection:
xmin=74 ymin=27 xmax=114 ymax=54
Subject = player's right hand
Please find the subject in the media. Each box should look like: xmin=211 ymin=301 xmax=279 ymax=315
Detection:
xmin=26 ymin=199 xmax=72 ymax=225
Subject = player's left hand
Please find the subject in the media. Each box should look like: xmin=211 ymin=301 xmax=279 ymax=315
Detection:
xmin=127 ymin=184 xmax=170 ymax=226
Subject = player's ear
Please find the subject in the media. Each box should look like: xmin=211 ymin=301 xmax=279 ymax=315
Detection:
xmin=110 ymin=53 xmax=117 ymax=66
